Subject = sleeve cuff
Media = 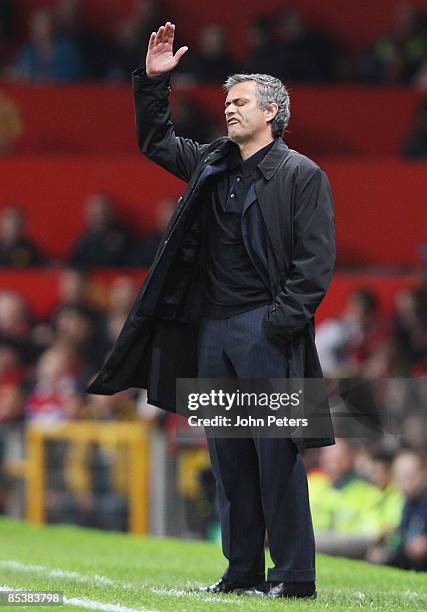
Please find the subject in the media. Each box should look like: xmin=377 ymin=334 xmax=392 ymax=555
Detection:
xmin=131 ymin=67 xmax=171 ymax=92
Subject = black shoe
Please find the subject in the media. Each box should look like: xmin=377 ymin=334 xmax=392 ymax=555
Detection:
xmin=234 ymin=582 xmax=271 ymax=596
xmin=268 ymin=581 xmax=317 ymax=599
xmin=199 ymin=578 xmax=258 ymax=594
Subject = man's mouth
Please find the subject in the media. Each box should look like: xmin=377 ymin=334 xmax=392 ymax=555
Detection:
xmin=227 ymin=119 xmax=239 ymax=126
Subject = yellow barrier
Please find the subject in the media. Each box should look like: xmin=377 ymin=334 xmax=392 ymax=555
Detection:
xmin=24 ymin=421 xmax=149 ymax=534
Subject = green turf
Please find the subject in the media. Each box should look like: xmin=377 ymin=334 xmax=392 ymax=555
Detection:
xmin=0 ymin=517 xmax=425 ymax=611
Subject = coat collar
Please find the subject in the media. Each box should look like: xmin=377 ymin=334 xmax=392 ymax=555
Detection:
xmin=206 ymin=137 xmax=289 ymax=181
xmin=258 ymin=137 xmax=289 ymax=180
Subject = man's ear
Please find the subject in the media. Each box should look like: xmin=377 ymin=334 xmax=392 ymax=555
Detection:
xmin=265 ymin=103 xmax=278 ymax=124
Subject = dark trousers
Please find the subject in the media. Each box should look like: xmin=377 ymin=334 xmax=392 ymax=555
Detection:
xmin=198 ymin=304 xmax=316 ymax=584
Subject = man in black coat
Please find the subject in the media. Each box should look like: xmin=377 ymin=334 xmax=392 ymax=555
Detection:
xmin=88 ymin=21 xmax=336 ymax=599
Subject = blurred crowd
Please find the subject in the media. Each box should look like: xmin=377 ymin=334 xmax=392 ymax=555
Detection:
xmin=310 ymin=288 xmax=427 ymax=572
xmin=2 ymin=190 xmax=427 ymax=271
xmin=0 ymin=196 xmax=426 ymax=420
xmin=307 ymin=440 xmax=427 ymax=572
xmin=1 ymin=1 xmax=426 ymax=156
xmin=0 ymin=268 xmax=139 ymax=423
xmin=0 ymin=278 xmax=424 ymax=420
xmin=0 ymin=0 xmax=426 ymax=86
xmin=316 ymin=287 xmax=427 ymax=378
xmin=0 ymin=193 xmax=175 ymax=268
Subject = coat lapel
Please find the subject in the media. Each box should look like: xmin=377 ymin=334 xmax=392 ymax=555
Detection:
xmin=242 ymin=183 xmax=257 ymax=214
xmin=255 ymin=181 xmax=287 ymax=279
xmin=244 ymin=138 xmax=290 ymax=278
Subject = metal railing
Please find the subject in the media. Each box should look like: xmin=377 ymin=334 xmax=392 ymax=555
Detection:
xmin=6 ymin=421 xmax=149 ymax=534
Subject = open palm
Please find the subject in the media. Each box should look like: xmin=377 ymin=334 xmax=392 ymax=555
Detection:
xmin=146 ymin=22 xmax=188 ymax=76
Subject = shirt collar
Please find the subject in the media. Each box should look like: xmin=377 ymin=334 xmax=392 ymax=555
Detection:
xmin=211 ymin=137 xmax=290 ymax=181
xmin=239 ymin=140 xmax=276 ymax=177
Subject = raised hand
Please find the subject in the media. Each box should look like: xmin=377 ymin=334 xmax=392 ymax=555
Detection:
xmin=146 ymin=22 xmax=188 ymax=76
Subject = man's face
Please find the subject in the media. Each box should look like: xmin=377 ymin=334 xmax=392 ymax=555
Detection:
xmin=0 ymin=208 xmax=24 ymax=242
xmin=224 ymin=81 xmax=276 ymax=144
xmin=393 ymin=453 xmax=426 ymax=499
xmin=319 ymin=439 xmax=355 ymax=484
xmin=85 ymin=194 xmax=112 ymax=230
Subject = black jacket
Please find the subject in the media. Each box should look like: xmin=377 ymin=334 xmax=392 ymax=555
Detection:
xmin=87 ymin=68 xmax=336 ymax=450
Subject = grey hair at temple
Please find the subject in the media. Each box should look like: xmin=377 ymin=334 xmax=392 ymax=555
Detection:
xmin=223 ymin=73 xmax=291 ymax=138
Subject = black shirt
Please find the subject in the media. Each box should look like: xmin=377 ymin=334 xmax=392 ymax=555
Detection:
xmin=204 ymin=141 xmax=274 ymax=319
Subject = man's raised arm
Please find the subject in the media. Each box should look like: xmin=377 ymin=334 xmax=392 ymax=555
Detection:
xmin=132 ymin=22 xmax=210 ymax=182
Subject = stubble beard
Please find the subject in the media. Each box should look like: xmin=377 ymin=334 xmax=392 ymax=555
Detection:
xmin=228 ymin=125 xmax=248 ymax=144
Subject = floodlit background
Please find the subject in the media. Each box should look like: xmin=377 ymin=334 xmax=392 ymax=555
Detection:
xmin=0 ymin=0 xmax=426 ymax=575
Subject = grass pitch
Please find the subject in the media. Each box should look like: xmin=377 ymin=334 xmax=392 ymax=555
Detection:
xmin=0 ymin=517 xmax=425 ymax=611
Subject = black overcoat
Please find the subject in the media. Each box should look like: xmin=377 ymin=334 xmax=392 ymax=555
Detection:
xmin=87 ymin=68 xmax=336 ymax=450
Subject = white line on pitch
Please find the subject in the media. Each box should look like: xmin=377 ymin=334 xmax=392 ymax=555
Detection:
xmin=0 ymin=561 xmax=237 ymax=605
xmin=1 ymin=585 xmax=154 ymax=612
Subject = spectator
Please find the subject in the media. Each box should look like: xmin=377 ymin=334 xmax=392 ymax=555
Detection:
xmin=11 ymin=8 xmax=85 ymax=82
xmin=0 ymin=290 xmax=39 ymax=365
xmin=393 ymin=286 xmax=427 ymax=376
xmin=360 ymin=3 xmax=427 ymax=83
xmin=316 ymin=289 xmax=389 ymax=377
xmin=401 ymin=413 xmax=427 ymax=451
xmin=54 ymin=0 xmax=112 ymax=79
xmin=240 ymin=16 xmax=280 ymax=77
xmin=32 ymin=267 xmax=103 ymax=355
xmin=25 ymin=344 xmax=82 ymax=422
xmin=102 ymin=276 xmax=137 ymax=347
xmin=369 ymin=450 xmax=427 ymax=571
xmin=317 ymin=440 xmax=380 ymax=531
xmin=132 ymin=197 xmax=175 ymax=266
xmin=0 ymin=206 xmax=47 ymax=267
xmin=402 ymin=98 xmax=427 ymax=159
xmin=0 ymin=0 xmax=15 ymax=73
xmin=52 ymin=305 xmax=106 ymax=380
xmin=0 ymin=291 xmax=31 ymax=342
xmin=0 ymin=338 xmax=24 ymax=386
xmin=366 ymin=450 xmax=410 ymax=563
xmin=50 ymin=267 xmax=102 ymax=323
xmin=308 ymin=440 xmax=384 ymax=558
xmin=272 ymin=5 xmax=337 ymax=82
xmin=172 ymin=93 xmax=217 ymax=143
xmin=0 ymin=0 xmax=14 ymax=40
xmin=0 ymin=339 xmax=24 ymax=423
xmin=108 ymin=275 xmax=137 ymax=314
xmin=108 ymin=0 xmax=164 ymax=80
xmin=366 ymin=449 xmax=404 ymax=536
xmin=109 ymin=17 xmax=143 ymax=80
xmin=68 ymin=193 xmax=133 ymax=268
xmin=175 ymin=23 xmax=237 ymax=83
xmin=89 ymin=275 xmax=138 ymax=353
